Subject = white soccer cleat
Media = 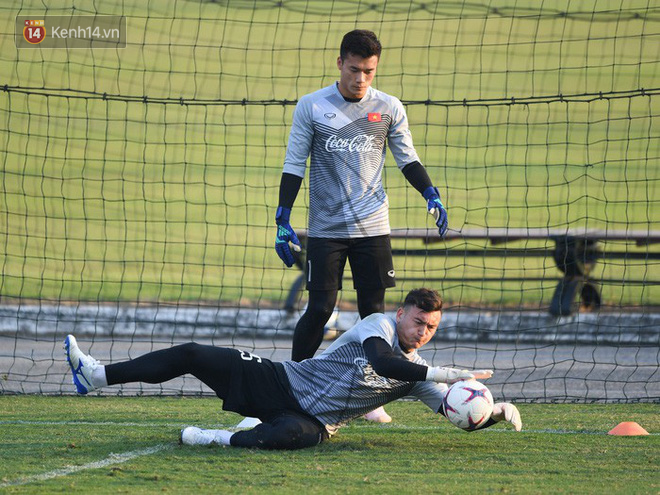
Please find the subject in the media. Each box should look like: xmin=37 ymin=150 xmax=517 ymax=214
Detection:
xmin=363 ymin=406 xmax=392 ymax=423
xmin=63 ymin=334 xmax=100 ymax=395
xmin=180 ymin=426 xmax=216 ymax=446
xmin=180 ymin=427 xmax=233 ymax=446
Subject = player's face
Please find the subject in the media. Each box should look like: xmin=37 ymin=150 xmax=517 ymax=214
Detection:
xmin=395 ymin=305 xmax=441 ymax=352
xmin=336 ymin=53 xmax=379 ymax=100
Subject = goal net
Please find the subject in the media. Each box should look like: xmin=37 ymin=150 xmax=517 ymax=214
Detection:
xmin=1 ymin=0 xmax=658 ymax=400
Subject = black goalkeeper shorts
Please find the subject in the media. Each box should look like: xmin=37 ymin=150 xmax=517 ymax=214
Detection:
xmin=304 ymin=235 xmax=396 ymax=291
xmin=222 ymin=348 xmax=310 ymax=421
xmin=221 ymin=349 xmax=328 ymax=448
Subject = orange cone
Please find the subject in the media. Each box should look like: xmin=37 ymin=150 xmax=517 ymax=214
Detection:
xmin=607 ymin=421 xmax=649 ymax=436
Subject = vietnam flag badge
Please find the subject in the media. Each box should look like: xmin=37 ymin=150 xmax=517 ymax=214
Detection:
xmin=367 ymin=112 xmax=381 ymax=122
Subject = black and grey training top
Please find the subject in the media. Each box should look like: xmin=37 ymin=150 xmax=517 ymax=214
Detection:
xmin=282 ymin=313 xmax=448 ymax=435
xmin=282 ymin=83 xmax=421 ymax=238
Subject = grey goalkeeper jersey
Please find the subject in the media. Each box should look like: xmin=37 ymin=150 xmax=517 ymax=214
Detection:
xmin=283 ymin=83 xmax=421 ymax=238
xmin=282 ymin=313 xmax=448 ymax=435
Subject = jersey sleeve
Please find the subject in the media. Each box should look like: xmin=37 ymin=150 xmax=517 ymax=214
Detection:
xmin=363 ymin=337 xmax=428 ymax=381
xmin=282 ymin=96 xmax=314 ymax=178
xmin=355 ymin=314 xmax=397 ymax=346
xmin=387 ymin=97 xmax=421 ymax=170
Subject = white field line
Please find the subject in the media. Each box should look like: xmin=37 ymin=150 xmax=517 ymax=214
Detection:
xmin=2 ymin=419 xmax=657 ymax=435
xmin=0 ymin=443 xmax=173 ymax=488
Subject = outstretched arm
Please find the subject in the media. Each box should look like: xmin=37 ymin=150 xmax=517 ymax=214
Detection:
xmin=363 ymin=337 xmax=492 ymax=383
xmin=363 ymin=336 xmax=427 ymax=381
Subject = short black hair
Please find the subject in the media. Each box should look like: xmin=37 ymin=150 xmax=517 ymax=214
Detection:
xmin=403 ymin=288 xmax=443 ymax=313
xmin=340 ymin=29 xmax=382 ymax=60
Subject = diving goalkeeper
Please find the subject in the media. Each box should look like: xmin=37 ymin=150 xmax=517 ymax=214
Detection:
xmin=64 ymin=288 xmax=522 ymax=450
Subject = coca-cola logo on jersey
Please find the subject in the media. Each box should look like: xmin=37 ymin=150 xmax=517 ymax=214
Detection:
xmin=325 ymin=134 xmax=376 ymax=153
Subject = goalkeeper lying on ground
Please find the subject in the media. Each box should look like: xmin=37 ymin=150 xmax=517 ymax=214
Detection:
xmin=64 ymin=288 xmax=522 ymax=450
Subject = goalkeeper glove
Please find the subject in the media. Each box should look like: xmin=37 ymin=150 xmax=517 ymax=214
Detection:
xmin=426 ymin=367 xmax=494 ymax=384
xmin=275 ymin=206 xmax=301 ymax=267
xmin=423 ymin=186 xmax=448 ymax=237
xmin=492 ymin=402 xmax=522 ymax=431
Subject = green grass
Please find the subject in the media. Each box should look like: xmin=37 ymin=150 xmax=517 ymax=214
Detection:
xmin=1 ymin=396 xmax=658 ymax=493
xmin=0 ymin=0 xmax=658 ymax=307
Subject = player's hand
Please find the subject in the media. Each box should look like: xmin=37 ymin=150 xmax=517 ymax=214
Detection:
xmin=471 ymin=369 xmax=494 ymax=380
xmin=422 ymin=186 xmax=448 ymax=237
xmin=427 ymin=367 xmax=494 ymax=384
xmin=492 ymin=402 xmax=522 ymax=431
xmin=427 ymin=366 xmax=483 ymax=384
xmin=275 ymin=207 xmax=301 ymax=267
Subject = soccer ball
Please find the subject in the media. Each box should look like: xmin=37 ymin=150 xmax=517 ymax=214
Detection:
xmin=443 ymin=379 xmax=494 ymax=431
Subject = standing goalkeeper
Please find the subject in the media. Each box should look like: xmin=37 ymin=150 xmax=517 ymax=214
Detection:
xmin=275 ymin=30 xmax=449 ymax=375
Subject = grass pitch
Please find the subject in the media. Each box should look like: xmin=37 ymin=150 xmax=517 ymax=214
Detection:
xmin=1 ymin=396 xmax=658 ymax=494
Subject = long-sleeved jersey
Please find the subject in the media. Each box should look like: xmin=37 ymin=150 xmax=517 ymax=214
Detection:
xmin=282 ymin=83 xmax=421 ymax=238
xmin=282 ymin=313 xmax=447 ymax=435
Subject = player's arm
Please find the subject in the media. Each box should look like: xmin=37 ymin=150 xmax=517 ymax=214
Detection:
xmin=276 ymin=97 xmax=313 ymax=267
xmin=363 ymin=337 xmax=491 ymax=383
xmin=401 ymin=161 xmax=448 ymax=237
xmin=363 ymin=336 xmax=427 ymax=380
xmin=387 ymin=97 xmax=448 ymax=237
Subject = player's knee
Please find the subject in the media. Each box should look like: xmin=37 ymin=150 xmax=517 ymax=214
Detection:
xmin=266 ymin=419 xmax=303 ymax=448
xmin=267 ymin=417 xmax=321 ymax=450
xmin=305 ymin=294 xmax=336 ymax=322
xmin=177 ymin=342 xmax=204 ymax=361
xmin=233 ymin=416 xmax=323 ymax=450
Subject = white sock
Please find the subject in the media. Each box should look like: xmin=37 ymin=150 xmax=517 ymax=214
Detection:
xmin=210 ymin=429 xmax=234 ymax=446
xmin=91 ymin=365 xmax=108 ymax=388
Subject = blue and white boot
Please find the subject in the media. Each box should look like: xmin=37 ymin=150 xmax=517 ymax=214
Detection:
xmin=64 ymin=334 xmax=100 ymax=395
